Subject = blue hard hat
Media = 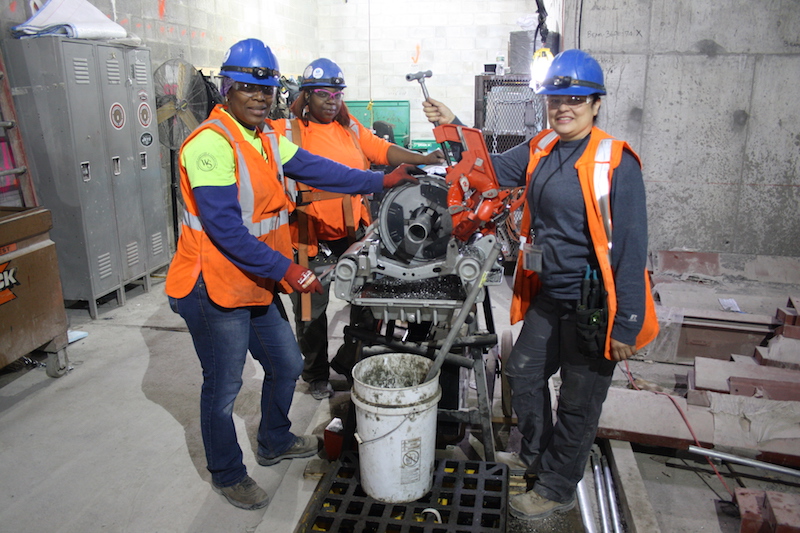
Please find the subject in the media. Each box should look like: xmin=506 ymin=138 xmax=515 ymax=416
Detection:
xmin=220 ymin=38 xmax=280 ymax=87
xmin=536 ymin=49 xmax=606 ymax=96
xmin=299 ymin=58 xmax=346 ymax=88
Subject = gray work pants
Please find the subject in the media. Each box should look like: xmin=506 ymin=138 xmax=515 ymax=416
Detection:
xmin=505 ymin=294 xmax=616 ymax=504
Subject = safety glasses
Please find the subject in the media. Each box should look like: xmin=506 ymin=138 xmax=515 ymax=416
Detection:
xmin=233 ymin=82 xmax=275 ymax=96
xmin=545 ymin=95 xmax=594 ymax=109
xmin=311 ymin=88 xmax=344 ymax=101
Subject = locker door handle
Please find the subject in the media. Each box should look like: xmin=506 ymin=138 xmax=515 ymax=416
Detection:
xmin=81 ymin=161 xmax=91 ymax=182
xmin=112 ymin=156 xmax=121 ymax=176
xmin=140 ymin=152 xmax=147 ymax=170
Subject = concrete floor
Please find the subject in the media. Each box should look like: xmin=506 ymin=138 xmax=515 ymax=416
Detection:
xmin=0 ymin=271 xmax=523 ymax=533
xmin=2 ymin=269 xmax=799 ymax=532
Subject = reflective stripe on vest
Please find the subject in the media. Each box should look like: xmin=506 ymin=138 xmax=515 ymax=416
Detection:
xmin=182 ymin=208 xmax=289 ymax=236
xmin=282 ymin=118 xmax=298 ymax=201
xmin=594 ymin=138 xmax=613 ymax=252
xmin=181 ymin=118 xmax=289 ymax=237
xmin=537 ymin=131 xmax=559 ymax=151
xmin=519 ymin=131 xmax=559 ymax=247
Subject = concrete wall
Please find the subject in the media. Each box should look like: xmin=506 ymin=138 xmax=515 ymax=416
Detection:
xmin=1 ymin=0 xmax=797 ymax=257
xmin=0 ymin=0 xmax=321 ymax=75
xmin=562 ymin=0 xmax=800 ymax=256
xmin=0 ymin=0 xmax=541 ymax=138
xmin=314 ymin=0 xmax=545 ymax=140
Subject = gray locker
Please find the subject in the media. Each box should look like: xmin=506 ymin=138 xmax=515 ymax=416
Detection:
xmin=3 ymin=36 xmax=170 ymax=318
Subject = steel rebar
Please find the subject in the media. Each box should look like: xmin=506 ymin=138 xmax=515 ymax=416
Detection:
xmin=688 ymin=445 xmax=800 ymax=478
xmin=576 ymin=477 xmax=598 ymax=533
xmin=602 ymin=456 xmax=623 ymax=533
xmin=591 ymin=451 xmax=612 ymax=533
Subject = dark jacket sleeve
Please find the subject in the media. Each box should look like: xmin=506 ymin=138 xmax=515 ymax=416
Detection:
xmin=442 ymin=115 xmax=529 ymax=188
xmin=283 ymin=147 xmax=384 ymax=193
xmin=609 ymin=149 xmax=648 ymax=345
xmin=194 ymin=184 xmax=292 ymax=281
xmin=491 ymin=141 xmax=532 ymax=187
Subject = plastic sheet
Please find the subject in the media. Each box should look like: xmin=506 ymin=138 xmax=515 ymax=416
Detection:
xmin=640 ymin=304 xmax=684 ymax=362
xmin=12 ymin=0 xmax=127 ymax=40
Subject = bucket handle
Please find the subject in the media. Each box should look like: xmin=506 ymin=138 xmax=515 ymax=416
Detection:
xmin=354 ymin=415 xmax=410 ymax=446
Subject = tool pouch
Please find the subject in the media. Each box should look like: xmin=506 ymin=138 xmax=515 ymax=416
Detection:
xmin=576 ymin=280 xmax=608 ymax=359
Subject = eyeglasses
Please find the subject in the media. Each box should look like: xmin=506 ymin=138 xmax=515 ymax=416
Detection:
xmin=311 ymin=88 xmax=344 ymax=101
xmin=545 ymin=95 xmax=594 ymax=109
xmin=233 ymin=82 xmax=275 ymax=96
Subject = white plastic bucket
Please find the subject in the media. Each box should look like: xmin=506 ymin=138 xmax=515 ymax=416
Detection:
xmin=351 ymin=353 xmax=442 ymax=503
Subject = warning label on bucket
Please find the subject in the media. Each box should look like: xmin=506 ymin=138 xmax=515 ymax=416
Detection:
xmin=400 ymin=437 xmax=421 ymax=484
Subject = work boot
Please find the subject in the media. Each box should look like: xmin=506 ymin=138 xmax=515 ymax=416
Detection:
xmin=309 ymin=380 xmax=334 ymax=400
xmin=509 ymin=489 xmax=575 ymax=520
xmin=257 ymin=435 xmax=321 ymax=466
xmin=212 ymin=475 xmax=269 ymax=510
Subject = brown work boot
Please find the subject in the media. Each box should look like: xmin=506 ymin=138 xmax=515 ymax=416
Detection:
xmin=212 ymin=475 xmax=269 ymax=510
xmin=257 ymin=435 xmax=321 ymax=466
xmin=509 ymin=489 xmax=575 ymax=520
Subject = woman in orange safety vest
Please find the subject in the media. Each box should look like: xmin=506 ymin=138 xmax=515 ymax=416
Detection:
xmin=269 ymin=58 xmax=444 ymax=400
xmin=423 ymin=49 xmax=658 ymax=521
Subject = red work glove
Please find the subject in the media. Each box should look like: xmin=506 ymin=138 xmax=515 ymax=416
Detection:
xmin=383 ymin=164 xmax=424 ymax=188
xmin=283 ymin=263 xmax=323 ymax=294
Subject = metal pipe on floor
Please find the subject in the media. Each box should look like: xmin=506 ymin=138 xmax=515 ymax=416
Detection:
xmin=576 ymin=477 xmax=598 ymax=533
xmin=591 ymin=451 xmax=612 ymax=533
xmin=601 ymin=456 xmax=623 ymax=533
xmin=687 ymin=446 xmax=800 ymax=479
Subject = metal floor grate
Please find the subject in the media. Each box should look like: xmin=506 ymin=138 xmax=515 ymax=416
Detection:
xmin=297 ymin=453 xmax=509 ymax=532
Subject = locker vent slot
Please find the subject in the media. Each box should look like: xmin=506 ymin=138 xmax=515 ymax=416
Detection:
xmin=98 ymin=252 xmax=113 ymax=279
xmin=151 ymin=232 xmax=164 ymax=257
xmin=72 ymin=58 xmax=90 ymax=84
xmin=107 ymin=59 xmax=122 ymax=84
xmin=133 ymin=63 xmax=148 ymax=85
xmin=126 ymin=242 xmax=140 ymax=267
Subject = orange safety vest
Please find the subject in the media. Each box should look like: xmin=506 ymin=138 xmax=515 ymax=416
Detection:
xmin=509 ymin=127 xmax=659 ymax=358
xmin=275 ymin=117 xmax=373 ymax=257
xmin=165 ymin=105 xmax=293 ymax=308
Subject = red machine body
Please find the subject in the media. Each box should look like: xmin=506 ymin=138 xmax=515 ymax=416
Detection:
xmin=432 ymin=124 xmax=525 ymax=241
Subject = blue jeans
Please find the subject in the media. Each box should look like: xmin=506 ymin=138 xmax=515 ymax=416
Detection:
xmin=505 ymin=294 xmax=616 ymax=503
xmin=169 ymin=275 xmax=304 ymax=487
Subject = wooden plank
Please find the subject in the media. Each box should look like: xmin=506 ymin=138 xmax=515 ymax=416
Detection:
xmin=732 ymin=353 xmax=759 ymax=364
xmin=682 ymin=307 xmax=777 ymax=327
xmin=693 ymin=357 xmax=800 ymax=393
xmin=776 ymin=324 xmax=800 ymax=340
xmin=730 ymin=376 xmax=800 ymax=401
xmin=776 ymin=307 xmax=799 ymax=325
xmin=686 ymin=389 xmax=712 ymax=407
xmin=761 ymin=336 xmax=800 ymax=370
xmin=607 ymin=440 xmax=662 ymax=533
xmin=754 ymin=345 xmax=771 ymax=365
xmin=764 ymin=491 xmax=800 ymax=532
xmin=598 ymin=388 xmax=800 ymax=467
xmin=679 ymin=324 xmax=767 ymax=362
xmin=735 ymin=488 xmax=769 ymax=533
xmin=597 ymin=388 xmax=714 ymax=448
